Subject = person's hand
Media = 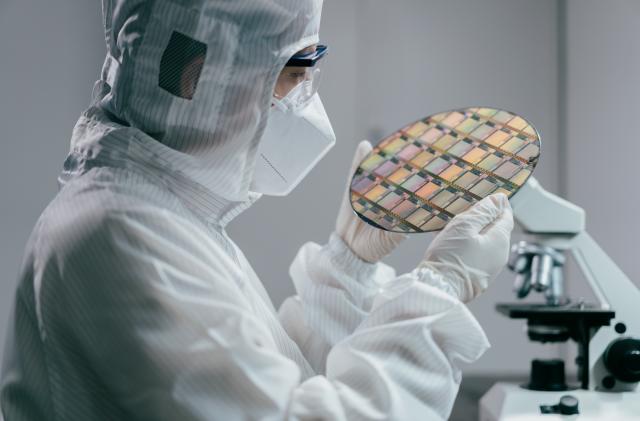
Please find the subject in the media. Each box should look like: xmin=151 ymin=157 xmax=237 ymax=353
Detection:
xmin=420 ymin=193 xmax=514 ymax=303
xmin=336 ymin=141 xmax=407 ymax=263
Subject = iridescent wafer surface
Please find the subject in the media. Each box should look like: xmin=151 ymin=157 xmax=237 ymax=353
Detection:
xmin=350 ymin=107 xmax=540 ymax=233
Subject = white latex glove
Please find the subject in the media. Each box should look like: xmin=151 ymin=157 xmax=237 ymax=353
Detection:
xmin=336 ymin=140 xmax=407 ymax=263
xmin=420 ymin=193 xmax=514 ymax=303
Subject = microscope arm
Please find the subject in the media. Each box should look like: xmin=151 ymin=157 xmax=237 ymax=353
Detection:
xmin=509 ymin=177 xmax=585 ymax=235
xmin=510 ymin=177 xmax=640 ymax=311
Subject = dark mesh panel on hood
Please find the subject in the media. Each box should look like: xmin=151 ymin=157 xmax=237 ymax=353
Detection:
xmin=159 ymin=31 xmax=207 ymax=100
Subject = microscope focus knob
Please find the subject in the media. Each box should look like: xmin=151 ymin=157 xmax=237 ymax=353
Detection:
xmin=558 ymin=395 xmax=579 ymax=415
xmin=603 ymin=338 xmax=640 ymax=383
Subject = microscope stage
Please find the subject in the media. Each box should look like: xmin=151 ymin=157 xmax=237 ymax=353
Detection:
xmin=496 ymin=303 xmax=615 ymax=326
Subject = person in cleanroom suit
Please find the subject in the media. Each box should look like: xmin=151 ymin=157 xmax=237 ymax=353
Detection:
xmin=0 ymin=0 xmax=513 ymax=420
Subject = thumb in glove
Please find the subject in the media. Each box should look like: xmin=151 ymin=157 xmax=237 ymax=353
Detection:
xmin=336 ymin=140 xmax=407 ymax=263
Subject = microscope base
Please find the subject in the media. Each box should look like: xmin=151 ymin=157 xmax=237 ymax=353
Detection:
xmin=479 ymin=382 xmax=639 ymax=421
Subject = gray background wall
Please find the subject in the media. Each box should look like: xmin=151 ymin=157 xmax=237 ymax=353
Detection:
xmin=1 ymin=0 xmax=637 ymax=383
xmin=0 ymin=0 xmax=105 ymax=361
xmin=564 ymin=0 xmax=640 ymax=300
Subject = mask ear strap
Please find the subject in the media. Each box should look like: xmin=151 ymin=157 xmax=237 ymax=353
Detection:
xmin=92 ymin=54 xmax=121 ymax=106
xmin=102 ymin=54 xmax=120 ymax=88
xmin=271 ymin=97 xmax=289 ymax=113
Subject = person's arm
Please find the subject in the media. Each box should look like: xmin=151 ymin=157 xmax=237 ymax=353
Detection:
xmin=279 ymin=232 xmax=397 ymax=373
xmin=279 ymin=188 xmax=513 ymax=418
xmin=280 ymin=141 xmax=511 ymax=371
xmin=279 ymin=233 xmax=490 ymax=419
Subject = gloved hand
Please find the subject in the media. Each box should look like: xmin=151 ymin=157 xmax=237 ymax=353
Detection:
xmin=420 ymin=193 xmax=514 ymax=303
xmin=336 ymin=140 xmax=407 ymax=263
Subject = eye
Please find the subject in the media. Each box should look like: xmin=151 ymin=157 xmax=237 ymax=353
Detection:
xmin=286 ymin=71 xmax=306 ymax=79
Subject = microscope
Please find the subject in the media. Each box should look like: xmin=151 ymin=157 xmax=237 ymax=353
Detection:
xmin=479 ymin=178 xmax=640 ymax=420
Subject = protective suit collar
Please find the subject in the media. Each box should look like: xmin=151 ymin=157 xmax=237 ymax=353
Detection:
xmin=61 ymin=107 xmax=261 ymax=229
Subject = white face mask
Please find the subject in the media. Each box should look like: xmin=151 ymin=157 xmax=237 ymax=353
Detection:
xmin=250 ymin=93 xmax=336 ymax=196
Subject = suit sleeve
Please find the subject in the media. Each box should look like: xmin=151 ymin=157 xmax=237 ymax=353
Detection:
xmin=279 ymin=233 xmax=490 ymax=419
xmin=57 ymin=210 xmax=486 ymax=420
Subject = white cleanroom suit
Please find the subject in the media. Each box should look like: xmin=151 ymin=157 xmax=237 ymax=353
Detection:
xmin=1 ymin=0 xmax=513 ymax=420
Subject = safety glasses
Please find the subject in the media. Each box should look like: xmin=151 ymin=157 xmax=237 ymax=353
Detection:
xmin=285 ymin=44 xmax=328 ymax=67
xmin=273 ymin=45 xmax=328 ymax=111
